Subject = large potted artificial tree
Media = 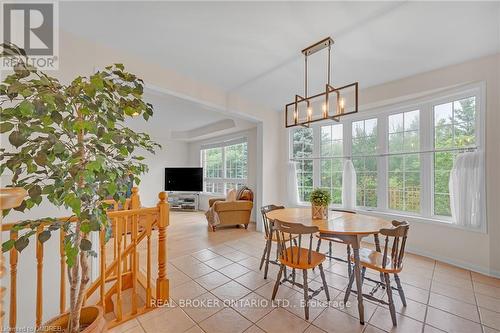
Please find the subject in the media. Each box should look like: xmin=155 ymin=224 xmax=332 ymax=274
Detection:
xmin=0 ymin=44 xmax=159 ymax=332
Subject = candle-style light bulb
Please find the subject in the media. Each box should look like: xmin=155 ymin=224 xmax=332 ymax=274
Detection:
xmin=339 ymin=98 xmax=345 ymax=114
xmin=322 ymin=103 xmax=328 ymax=118
xmin=307 ymin=106 xmax=312 ymax=121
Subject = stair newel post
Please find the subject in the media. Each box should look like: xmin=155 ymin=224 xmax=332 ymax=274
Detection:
xmin=130 ymin=187 xmax=140 ymax=209
xmin=156 ymin=192 xmax=169 ymax=304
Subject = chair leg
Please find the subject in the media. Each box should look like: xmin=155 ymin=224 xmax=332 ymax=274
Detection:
xmin=343 ymin=266 xmax=355 ymax=303
xmin=361 ymin=267 xmax=366 ymax=285
xmin=272 ymin=264 xmax=284 ymax=301
xmin=346 ymin=245 xmax=352 ymax=277
xmin=318 ymin=264 xmax=330 ymax=301
xmin=316 ymin=238 xmax=322 ymax=252
xmin=394 ymin=274 xmax=407 ymax=307
xmin=263 ymin=239 xmax=272 ymax=279
xmin=384 ymin=273 xmax=397 ymax=326
xmin=328 ymin=241 xmax=333 ymax=259
xmin=302 ymin=269 xmax=309 ymax=320
xmin=259 ymin=239 xmax=268 ymax=271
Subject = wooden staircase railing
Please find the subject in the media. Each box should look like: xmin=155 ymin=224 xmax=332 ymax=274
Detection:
xmin=1 ymin=189 xmax=169 ymax=330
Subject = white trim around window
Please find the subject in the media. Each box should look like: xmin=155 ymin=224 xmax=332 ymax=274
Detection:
xmin=201 ymin=137 xmax=248 ymax=195
xmin=288 ymin=82 xmax=486 ymax=233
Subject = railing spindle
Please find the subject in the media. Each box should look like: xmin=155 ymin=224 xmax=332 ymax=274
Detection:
xmin=116 ymin=217 xmax=123 ymax=321
xmin=99 ymin=227 xmax=106 ymax=309
xmin=9 ymin=231 xmax=18 ymax=329
xmin=131 ymin=213 xmax=138 ymax=315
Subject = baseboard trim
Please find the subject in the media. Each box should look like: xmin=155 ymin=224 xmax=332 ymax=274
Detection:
xmin=405 ymin=245 xmax=500 ymax=279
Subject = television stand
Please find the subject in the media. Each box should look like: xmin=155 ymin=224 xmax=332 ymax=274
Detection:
xmin=168 ymin=192 xmax=199 ymax=212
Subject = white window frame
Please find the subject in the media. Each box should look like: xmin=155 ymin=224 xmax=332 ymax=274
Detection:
xmin=288 ymin=82 xmax=486 ymax=233
xmin=201 ymin=137 xmax=248 ymax=195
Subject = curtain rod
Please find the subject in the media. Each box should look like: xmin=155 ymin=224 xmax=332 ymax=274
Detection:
xmin=290 ymin=146 xmax=479 ymax=161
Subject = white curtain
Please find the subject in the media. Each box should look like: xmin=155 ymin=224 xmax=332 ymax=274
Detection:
xmin=287 ymin=161 xmax=300 ymax=207
xmin=449 ymin=151 xmax=484 ymax=229
xmin=342 ymin=159 xmax=357 ymax=210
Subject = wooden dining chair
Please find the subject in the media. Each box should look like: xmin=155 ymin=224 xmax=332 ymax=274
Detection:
xmin=315 ymin=208 xmax=357 ymax=276
xmin=259 ymin=205 xmax=295 ymax=279
xmin=271 ymin=219 xmax=330 ymax=320
xmin=344 ymin=220 xmax=410 ymax=326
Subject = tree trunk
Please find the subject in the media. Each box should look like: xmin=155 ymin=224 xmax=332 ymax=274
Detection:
xmin=67 ymin=224 xmax=82 ymax=333
xmin=69 ymin=247 xmax=90 ymax=333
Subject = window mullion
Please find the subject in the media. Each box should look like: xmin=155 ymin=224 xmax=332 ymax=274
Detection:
xmin=377 ymin=115 xmax=388 ymax=211
xmin=421 ymin=103 xmax=433 ymax=217
xmin=221 ymin=147 xmax=227 ymax=193
xmin=313 ymin=125 xmax=321 ymax=189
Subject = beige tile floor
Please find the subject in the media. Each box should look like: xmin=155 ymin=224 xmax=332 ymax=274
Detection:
xmin=111 ymin=213 xmax=500 ymax=333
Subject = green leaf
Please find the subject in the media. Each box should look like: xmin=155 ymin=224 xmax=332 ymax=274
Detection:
xmin=80 ymin=222 xmax=91 ymax=233
xmin=65 ymin=245 xmax=78 ymax=267
xmin=80 ymin=238 xmax=92 ymax=251
xmin=0 ymin=122 xmax=14 ymax=133
xmin=28 ymin=184 xmax=42 ymax=198
xmin=107 ymin=182 xmax=117 ymax=196
xmin=14 ymin=237 xmax=29 ymax=252
xmin=38 ymin=230 xmax=51 ymax=243
xmin=18 ymin=100 xmax=34 ymax=116
xmin=2 ymin=239 xmax=15 ymax=252
xmin=90 ymin=76 xmax=104 ymax=90
xmin=123 ymin=106 xmax=136 ymax=116
xmin=34 ymin=152 xmax=47 ymax=166
xmin=8 ymin=131 xmax=26 ymax=148
xmin=50 ymin=111 xmax=62 ymax=123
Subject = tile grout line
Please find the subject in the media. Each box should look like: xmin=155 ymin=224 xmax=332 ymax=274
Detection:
xmin=421 ymin=259 xmax=437 ymax=333
xmin=471 ymin=276 xmax=486 ymax=333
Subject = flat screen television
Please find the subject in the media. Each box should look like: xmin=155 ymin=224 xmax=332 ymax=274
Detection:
xmin=165 ymin=167 xmax=203 ymax=192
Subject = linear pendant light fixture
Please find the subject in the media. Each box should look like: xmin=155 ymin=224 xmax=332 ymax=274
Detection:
xmin=285 ymin=37 xmax=358 ymax=128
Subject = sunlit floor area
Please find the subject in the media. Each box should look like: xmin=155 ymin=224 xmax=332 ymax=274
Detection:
xmin=110 ymin=212 xmax=500 ymax=333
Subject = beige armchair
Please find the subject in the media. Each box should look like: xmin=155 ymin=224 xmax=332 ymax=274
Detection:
xmin=208 ymin=197 xmax=253 ymax=231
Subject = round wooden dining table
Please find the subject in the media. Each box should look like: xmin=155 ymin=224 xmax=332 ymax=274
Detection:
xmin=266 ymin=207 xmax=394 ymax=325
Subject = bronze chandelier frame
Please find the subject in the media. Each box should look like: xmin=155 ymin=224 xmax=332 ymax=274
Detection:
xmin=285 ymin=37 xmax=359 ymax=128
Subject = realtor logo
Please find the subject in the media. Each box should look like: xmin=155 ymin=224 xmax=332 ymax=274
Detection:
xmin=1 ymin=1 xmax=59 ymax=70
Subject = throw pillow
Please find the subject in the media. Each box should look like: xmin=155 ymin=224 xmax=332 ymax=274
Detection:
xmin=226 ymin=189 xmax=237 ymax=201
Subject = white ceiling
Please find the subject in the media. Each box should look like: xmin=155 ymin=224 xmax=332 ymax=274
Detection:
xmin=125 ymin=90 xmax=257 ymax=142
xmin=60 ymin=1 xmax=500 ymax=111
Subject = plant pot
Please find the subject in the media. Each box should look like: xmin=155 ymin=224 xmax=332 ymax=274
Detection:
xmin=37 ymin=306 xmax=107 ymax=333
xmin=312 ymin=205 xmax=328 ymax=220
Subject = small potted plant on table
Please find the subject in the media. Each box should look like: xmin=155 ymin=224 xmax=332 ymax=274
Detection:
xmin=310 ymin=188 xmax=331 ymax=220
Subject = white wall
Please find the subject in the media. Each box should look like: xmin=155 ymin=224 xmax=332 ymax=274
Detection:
xmin=134 ymin=137 xmax=190 ymax=207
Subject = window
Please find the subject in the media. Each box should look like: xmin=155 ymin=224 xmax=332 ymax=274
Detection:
xmin=388 ymin=110 xmax=420 ymax=212
xmin=352 ymin=118 xmax=378 ymax=208
xmin=433 ymin=96 xmax=476 ymax=216
xmin=292 ymin=128 xmax=313 ymax=202
xmin=288 ymin=85 xmax=483 ymax=229
xmin=201 ymin=139 xmax=248 ymax=194
xmin=320 ymin=124 xmax=343 ymax=205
